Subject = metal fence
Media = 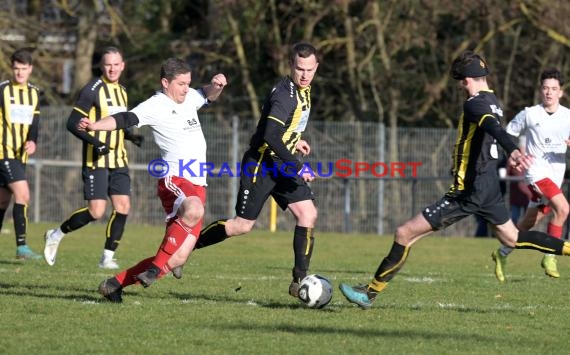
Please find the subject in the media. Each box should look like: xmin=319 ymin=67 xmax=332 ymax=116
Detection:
xmin=27 ymin=106 xmax=564 ymax=237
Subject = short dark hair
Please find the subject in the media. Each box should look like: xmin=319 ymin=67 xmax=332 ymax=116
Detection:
xmin=289 ymin=42 xmax=318 ymax=64
xmin=11 ymin=48 xmax=33 ymax=66
xmin=99 ymin=46 xmax=123 ymax=64
xmin=540 ymin=68 xmax=564 ymax=87
xmin=160 ymin=58 xmax=191 ymax=81
xmin=450 ymin=50 xmax=490 ymax=80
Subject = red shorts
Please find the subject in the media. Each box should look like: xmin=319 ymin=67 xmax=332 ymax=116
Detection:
xmin=528 ymin=178 xmax=562 ymax=215
xmin=157 ymin=175 xmax=206 ymax=221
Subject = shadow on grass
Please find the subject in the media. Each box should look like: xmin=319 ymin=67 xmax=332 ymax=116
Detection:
xmin=167 ymin=290 xmax=343 ymax=311
xmin=0 ymin=280 xmax=145 ymax=303
xmin=0 ymin=259 xmax=32 ymax=265
xmin=264 ymin=265 xmax=372 ymax=275
xmin=217 ymin=322 xmax=509 ymax=343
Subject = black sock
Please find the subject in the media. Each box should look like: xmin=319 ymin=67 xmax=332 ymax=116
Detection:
xmin=105 ymin=211 xmax=127 ymax=251
xmin=195 ymin=220 xmax=228 ymax=249
xmin=13 ymin=203 xmax=27 ymax=247
xmin=516 ymin=230 xmax=564 ymax=255
xmin=292 ymin=226 xmax=315 ymax=282
xmin=373 ymin=241 xmax=410 ymax=283
xmin=0 ymin=208 xmax=6 ymax=232
xmin=60 ymin=208 xmax=96 ymax=233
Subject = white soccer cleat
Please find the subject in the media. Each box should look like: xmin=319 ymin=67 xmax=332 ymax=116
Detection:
xmin=43 ymin=229 xmax=62 ymax=266
xmin=98 ymin=257 xmax=119 ymax=270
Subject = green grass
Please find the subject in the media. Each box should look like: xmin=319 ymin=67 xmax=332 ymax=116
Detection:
xmin=0 ymin=223 xmax=568 ymax=354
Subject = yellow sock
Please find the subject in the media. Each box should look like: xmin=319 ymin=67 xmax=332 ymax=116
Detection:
xmin=563 ymin=242 xmax=570 ymax=256
xmin=368 ymin=279 xmax=387 ymax=293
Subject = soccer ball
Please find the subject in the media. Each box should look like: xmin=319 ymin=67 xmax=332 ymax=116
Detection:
xmin=297 ymin=274 xmax=333 ymax=309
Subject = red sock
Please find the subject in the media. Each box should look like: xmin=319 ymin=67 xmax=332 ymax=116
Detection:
xmin=115 ymin=256 xmax=155 ymax=287
xmin=152 ymin=218 xmax=192 ymax=273
xmin=547 ymin=223 xmax=563 ymax=239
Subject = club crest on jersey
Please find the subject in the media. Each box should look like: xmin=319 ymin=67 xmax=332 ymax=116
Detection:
xmin=490 ymin=104 xmax=503 ymax=117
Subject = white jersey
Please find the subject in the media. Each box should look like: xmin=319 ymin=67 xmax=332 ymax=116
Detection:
xmin=131 ymin=89 xmax=209 ymax=186
xmin=506 ymin=103 xmax=570 ymax=187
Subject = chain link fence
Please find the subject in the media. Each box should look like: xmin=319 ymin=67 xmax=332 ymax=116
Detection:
xmin=28 ymin=106 xmax=563 ymax=237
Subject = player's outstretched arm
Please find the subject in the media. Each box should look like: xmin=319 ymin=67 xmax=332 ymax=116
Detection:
xmin=78 ymin=116 xmax=117 ymax=132
xmin=202 ymin=74 xmax=227 ymax=102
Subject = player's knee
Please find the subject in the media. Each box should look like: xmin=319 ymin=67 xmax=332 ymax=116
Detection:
xmin=394 ymin=224 xmax=412 ymax=244
xmin=181 ymin=202 xmax=204 ymax=227
xmin=517 ymin=219 xmax=533 ymax=232
xmin=88 ymin=208 xmax=105 ymax=220
xmin=294 ymin=203 xmax=318 ymax=226
xmin=556 ymin=201 xmax=569 ymax=220
xmin=113 ymin=201 xmax=131 ymax=215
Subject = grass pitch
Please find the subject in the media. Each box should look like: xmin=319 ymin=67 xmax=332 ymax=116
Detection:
xmin=0 ymin=223 xmax=568 ymax=354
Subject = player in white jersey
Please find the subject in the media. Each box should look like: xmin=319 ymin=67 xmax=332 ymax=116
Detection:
xmin=77 ymin=58 xmax=227 ymax=302
xmin=492 ymin=68 xmax=570 ymax=281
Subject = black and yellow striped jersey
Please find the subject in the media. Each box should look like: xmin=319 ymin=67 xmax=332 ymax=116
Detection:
xmin=448 ymin=90 xmax=509 ymax=195
xmin=249 ymin=76 xmax=311 ymax=172
xmin=72 ymin=77 xmax=128 ymax=168
xmin=0 ymin=80 xmax=40 ymax=163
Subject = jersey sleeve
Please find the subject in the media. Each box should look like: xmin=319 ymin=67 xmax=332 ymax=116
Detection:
xmin=267 ymin=86 xmax=294 ymax=124
xmin=466 ymin=98 xmax=518 ymax=155
xmin=131 ymin=99 xmax=156 ymax=128
xmin=192 ymin=88 xmax=209 ymax=108
xmin=27 ymin=87 xmax=40 ymax=142
xmin=67 ymin=109 xmax=104 ymax=146
xmin=72 ymin=82 xmax=97 ymax=116
xmin=263 ymin=87 xmax=303 ymax=171
xmin=463 ymin=97 xmax=499 ymax=126
xmin=505 ymin=109 xmax=527 ymax=137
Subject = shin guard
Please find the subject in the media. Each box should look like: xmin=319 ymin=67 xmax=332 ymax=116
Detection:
xmin=13 ymin=203 xmax=27 ymax=246
xmin=105 ymin=211 xmax=128 ymax=251
xmin=153 ymin=218 xmax=191 ymax=273
xmin=292 ymin=226 xmax=314 ymax=282
xmin=61 ymin=208 xmax=96 ymax=233
xmin=372 ymin=242 xmax=410 ymax=286
xmin=195 ymin=220 xmax=228 ymax=249
xmin=516 ymin=230 xmax=564 ymax=255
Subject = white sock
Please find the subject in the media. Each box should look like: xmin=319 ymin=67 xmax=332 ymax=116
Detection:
xmin=52 ymin=228 xmax=65 ymax=240
xmin=102 ymin=249 xmax=115 ymax=260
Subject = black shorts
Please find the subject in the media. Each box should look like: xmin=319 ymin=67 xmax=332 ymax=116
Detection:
xmin=82 ymin=167 xmax=131 ymax=200
xmin=0 ymin=159 xmax=27 ymax=187
xmin=235 ymin=150 xmax=315 ymax=220
xmin=422 ymin=172 xmax=509 ymax=230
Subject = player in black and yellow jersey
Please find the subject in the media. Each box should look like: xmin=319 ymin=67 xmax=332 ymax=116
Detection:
xmin=0 ymin=48 xmax=42 ymax=260
xmin=194 ymin=42 xmax=319 ymax=298
xmin=339 ymin=51 xmax=570 ymax=309
xmin=43 ymin=47 xmax=142 ymax=269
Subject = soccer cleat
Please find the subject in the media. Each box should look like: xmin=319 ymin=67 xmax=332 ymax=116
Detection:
xmin=541 ymin=255 xmax=560 ymax=278
xmin=98 ymin=278 xmax=123 ymax=303
xmin=98 ymin=257 xmax=119 ymax=270
xmin=288 ymin=281 xmax=300 ymax=298
xmin=491 ymin=249 xmax=507 ymax=282
xmin=136 ymin=268 xmax=160 ymax=288
xmin=43 ymin=229 xmax=62 ymax=265
xmin=16 ymin=245 xmax=42 ymax=260
xmin=171 ymin=265 xmax=184 ymax=279
xmin=339 ymin=283 xmax=376 ymax=309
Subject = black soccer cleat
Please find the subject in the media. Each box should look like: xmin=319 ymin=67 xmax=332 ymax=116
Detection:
xmin=171 ymin=265 xmax=184 ymax=279
xmin=136 ymin=266 xmax=160 ymax=288
xmin=98 ymin=277 xmax=123 ymax=303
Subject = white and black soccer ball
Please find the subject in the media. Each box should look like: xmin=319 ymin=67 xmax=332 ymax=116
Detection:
xmin=297 ymin=274 xmax=333 ymax=309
